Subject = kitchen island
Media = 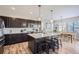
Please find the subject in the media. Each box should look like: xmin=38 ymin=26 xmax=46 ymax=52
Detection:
xmin=27 ymin=33 xmax=60 ymax=54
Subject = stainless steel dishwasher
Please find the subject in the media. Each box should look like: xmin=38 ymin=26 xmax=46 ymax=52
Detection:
xmin=0 ymin=18 xmax=5 ymax=54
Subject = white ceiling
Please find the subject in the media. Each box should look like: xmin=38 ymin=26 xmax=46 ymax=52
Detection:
xmin=0 ymin=5 xmax=79 ymax=21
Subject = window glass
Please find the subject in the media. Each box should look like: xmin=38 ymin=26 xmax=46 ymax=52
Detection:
xmin=67 ymin=22 xmax=74 ymax=32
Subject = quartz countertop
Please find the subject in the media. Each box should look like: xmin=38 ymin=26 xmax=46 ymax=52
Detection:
xmin=27 ymin=33 xmax=60 ymax=39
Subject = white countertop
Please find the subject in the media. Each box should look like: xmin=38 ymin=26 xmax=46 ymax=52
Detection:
xmin=28 ymin=33 xmax=60 ymax=39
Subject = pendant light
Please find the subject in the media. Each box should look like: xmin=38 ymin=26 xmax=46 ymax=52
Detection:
xmin=50 ymin=10 xmax=54 ymax=33
xmin=50 ymin=10 xmax=53 ymax=23
xmin=60 ymin=16 xmax=63 ymax=32
xmin=38 ymin=5 xmax=41 ymax=20
xmin=38 ymin=5 xmax=42 ymax=32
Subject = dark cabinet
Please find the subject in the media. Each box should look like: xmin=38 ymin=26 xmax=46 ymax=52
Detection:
xmin=0 ymin=16 xmax=41 ymax=28
xmin=0 ymin=16 xmax=41 ymax=45
xmin=4 ymin=34 xmax=30 ymax=45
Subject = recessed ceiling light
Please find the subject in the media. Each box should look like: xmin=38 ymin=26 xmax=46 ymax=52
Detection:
xmin=50 ymin=20 xmax=53 ymax=23
xmin=38 ymin=17 xmax=41 ymax=20
xmin=30 ymin=12 xmax=33 ymax=14
xmin=11 ymin=7 xmax=15 ymax=10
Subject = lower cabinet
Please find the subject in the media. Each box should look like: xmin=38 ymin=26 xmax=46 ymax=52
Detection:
xmin=4 ymin=34 xmax=29 ymax=45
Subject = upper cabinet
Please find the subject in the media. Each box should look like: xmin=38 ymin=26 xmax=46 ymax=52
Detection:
xmin=0 ymin=16 xmax=41 ymax=28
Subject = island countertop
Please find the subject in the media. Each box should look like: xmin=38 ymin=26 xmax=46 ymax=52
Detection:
xmin=27 ymin=33 xmax=60 ymax=39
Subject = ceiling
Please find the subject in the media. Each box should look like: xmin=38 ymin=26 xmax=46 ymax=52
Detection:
xmin=0 ymin=5 xmax=79 ymax=21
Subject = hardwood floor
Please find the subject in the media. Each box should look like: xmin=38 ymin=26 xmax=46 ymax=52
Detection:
xmin=3 ymin=42 xmax=32 ymax=54
xmin=58 ymin=41 xmax=79 ymax=54
xmin=3 ymin=40 xmax=79 ymax=54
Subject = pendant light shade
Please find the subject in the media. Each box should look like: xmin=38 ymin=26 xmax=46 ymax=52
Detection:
xmin=50 ymin=10 xmax=53 ymax=23
xmin=38 ymin=5 xmax=41 ymax=21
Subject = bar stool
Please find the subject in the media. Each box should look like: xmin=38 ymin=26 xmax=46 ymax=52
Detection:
xmin=51 ymin=37 xmax=59 ymax=53
xmin=49 ymin=39 xmax=55 ymax=52
xmin=58 ymin=35 xmax=62 ymax=48
xmin=37 ymin=39 xmax=49 ymax=54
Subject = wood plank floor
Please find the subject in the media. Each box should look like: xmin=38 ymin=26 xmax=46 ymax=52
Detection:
xmin=3 ymin=40 xmax=79 ymax=54
xmin=3 ymin=42 xmax=32 ymax=54
xmin=58 ymin=41 xmax=79 ymax=54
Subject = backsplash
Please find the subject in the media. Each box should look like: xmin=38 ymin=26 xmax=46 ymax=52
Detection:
xmin=3 ymin=28 xmax=35 ymax=34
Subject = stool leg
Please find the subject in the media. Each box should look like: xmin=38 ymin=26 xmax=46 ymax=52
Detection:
xmin=45 ymin=45 xmax=49 ymax=54
xmin=52 ymin=47 xmax=55 ymax=52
